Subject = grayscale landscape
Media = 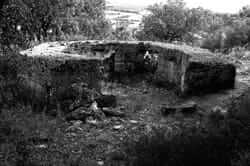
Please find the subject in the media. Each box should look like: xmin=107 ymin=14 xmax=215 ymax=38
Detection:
xmin=1 ymin=0 xmax=250 ymax=166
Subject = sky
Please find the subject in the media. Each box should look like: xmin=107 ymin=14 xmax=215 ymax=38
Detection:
xmin=107 ymin=0 xmax=250 ymax=13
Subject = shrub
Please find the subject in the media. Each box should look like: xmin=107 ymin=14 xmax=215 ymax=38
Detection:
xmin=201 ymin=31 xmax=223 ymax=51
xmin=201 ymin=19 xmax=250 ymax=51
xmin=125 ymin=102 xmax=250 ymax=166
xmin=125 ymin=125 xmax=235 ymax=166
xmin=0 ymin=107 xmax=65 ymax=166
xmin=232 ymin=151 xmax=250 ymax=166
xmin=136 ymin=0 xmax=188 ymax=42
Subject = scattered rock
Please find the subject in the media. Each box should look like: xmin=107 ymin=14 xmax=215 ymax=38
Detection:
xmin=143 ymin=89 xmax=149 ymax=94
xmin=55 ymin=82 xmax=100 ymax=113
xmin=161 ymin=101 xmax=197 ymax=116
xmin=90 ymin=101 xmax=99 ymax=112
xmin=72 ymin=120 xmax=83 ymax=126
xmin=65 ymin=107 xmax=92 ymax=121
xmin=212 ymin=106 xmax=227 ymax=115
xmin=46 ymin=109 xmax=58 ymax=117
xmin=79 ymin=159 xmax=99 ymax=166
xmin=210 ymin=106 xmax=228 ymax=121
xmin=66 ymin=125 xmax=83 ymax=132
xmin=97 ymin=160 xmax=104 ymax=166
xmin=96 ymin=133 xmax=113 ymax=144
xmin=161 ymin=106 xmax=176 ymax=115
xmin=89 ymin=101 xmax=106 ymax=120
xmin=129 ymin=120 xmax=139 ymax=124
xmin=179 ymin=101 xmax=197 ymax=114
xmin=0 ymin=122 xmax=11 ymax=136
xmin=28 ymin=135 xmax=51 ymax=145
xmin=119 ymin=106 xmax=125 ymax=111
xmin=65 ymin=133 xmax=77 ymax=137
xmin=107 ymin=150 xmax=127 ymax=161
xmin=102 ymin=107 xmax=126 ymax=117
xmin=35 ymin=144 xmax=48 ymax=149
xmin=86 ymin=118 xmax=98 ymax=126
xmin=95 ymin=95 xmax=117 ymax=108
xmin=113 ymin=125 xmax=124 ymax=130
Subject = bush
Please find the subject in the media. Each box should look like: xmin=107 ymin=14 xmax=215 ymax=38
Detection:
xmin=0 ymin=0 xmax=110 ymax=49
xmin=232 ymin=151 xmax=250 ymax=166
xmin=0 ymin=50 xmax=52 ymax=111
xmin=136 ymin=0 xmax=188 ymax=42
xmin=0 ymin=107 xmax=66 ymax=166
xmin=201 ymin=31 xmax=224 ymax=51
xmin=125 ymin=126 xmax=234 ymax=166
xmin=125 ymin=103 xmax=250 ymax=166
xmin=201 ymin=19 xmax=250 ymax=51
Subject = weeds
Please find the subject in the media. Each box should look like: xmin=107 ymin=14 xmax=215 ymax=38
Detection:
xmin=124 ymin=101 xmax=250 ymax=166
xmin=0 ymin=107 xmax=68 ymax=166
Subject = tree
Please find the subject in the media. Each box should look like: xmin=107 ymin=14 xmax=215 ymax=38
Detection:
xmin=239 ymin=5 xmax=250 ymax=18
xmin=0 ymin=0 xmax=62 ymax=47
xmin=136 ymin=0 xmax=189 ymax=42
xmin=136 ymin=0 xmax=235 ymax=44
xmin=59 ymin=0 xmax=109 ymax=39
xmin=0 ymin=0 xmax=110 ymax=48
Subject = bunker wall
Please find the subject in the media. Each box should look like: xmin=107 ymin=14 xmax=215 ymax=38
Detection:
xmin=20 ymin=41 xmax=236 ymax=95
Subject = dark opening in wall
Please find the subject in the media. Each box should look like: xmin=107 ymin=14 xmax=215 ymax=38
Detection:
xmin=185 ymin=62 xmax=236 ymax=95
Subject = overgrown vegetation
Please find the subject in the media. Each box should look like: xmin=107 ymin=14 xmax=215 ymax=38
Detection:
xmin=0 ymin=106 xmax=82 ymax=166
xmin=0 ymin=0 xmax=110 ymax=49
xmin=136 ymin=0 xmax=250 ymax=52
xmin=124 ymin=97 xmax=250 ymax=166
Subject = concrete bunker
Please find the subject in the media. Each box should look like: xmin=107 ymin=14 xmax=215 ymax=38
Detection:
xmin=21 ymin=41 xmax=236 ymax=95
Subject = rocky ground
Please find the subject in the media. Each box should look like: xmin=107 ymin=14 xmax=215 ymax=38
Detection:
xmin=1 ymin=79 xmax=206 ymax=166
xmin=39 ymin=57 xmax=250 ymax=166
xmin=15 ymin=78 xmax=242 ymax=166
xmin=2 ymin=46 xmax=250 ymax=166
xmin=54 ymin=80 xmax=198 ymax=164
xmin=2 ymin=65 xmax=250 ymax=166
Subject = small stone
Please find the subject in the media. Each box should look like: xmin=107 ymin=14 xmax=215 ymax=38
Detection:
xmin=86 ymin=119 xmax=98 ymax=125
xmin=90 ymin=101 xmax=99 ymax=112
xmin=107 ymin=150 xmax=127 ymax=161
xmin=35 ymin=144 xmax=48 ymax=149
xmin=97 ymin=161 xmax=104 ymax=166
xmin=132 ymin=127 xmax=137 ymax=130
xmin=113 ymin=125 xmax=124 ymax=130
xmin=161 ymin=101 xmax=197 ymax=116
xmin=179 ymin=101 xmax=197 ymax=114
xmin=66 ymin=125 xmax=83 ymax=132
xmin=129 ymin=120 xmax=138 ymax=124
xmin=95 ymin=95 xmax=117 ymax=108
xmin=119 ymin=106 xmax=125 ymax=111
xmin=65 ymin=133 xmax=77 ymax=137
xmin=160 ymin=105 xmax=176 ymax=115
xmin=72 ymin=120 xmax=83 ymax=126
xmin=212 ymin=106 xmax=227 ymax=115
xmin=65 ymin=107 xmax=92 ymax=121
xmin=102 ymin=107 xmax=126 ymax=117
xmin=143 ymin=89 xmax=149 ymax=94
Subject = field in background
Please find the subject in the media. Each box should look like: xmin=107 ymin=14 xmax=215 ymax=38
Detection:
xmin=105 ymin=1 xmax=150 ymax=30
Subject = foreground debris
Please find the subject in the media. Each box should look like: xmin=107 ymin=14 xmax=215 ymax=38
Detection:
xmin=102 ymin=107 xmax=126 ymax=117
xmin=161 ymin=101 xmax=197 ymax=116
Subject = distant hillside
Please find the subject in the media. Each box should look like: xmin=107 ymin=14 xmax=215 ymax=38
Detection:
xmin=106 ymin=0 xmax=145 ymax=12
xmin=105 ymin=1 xmax=149 ymax=29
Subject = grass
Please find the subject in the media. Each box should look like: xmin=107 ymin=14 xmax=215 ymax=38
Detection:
xmin=123 ymin=99 xmax=250 ymax=166
xmin=1 ymin=45 xmax=250 ymax=166
xmin=0 ymin=106 xmax=72 ymax=166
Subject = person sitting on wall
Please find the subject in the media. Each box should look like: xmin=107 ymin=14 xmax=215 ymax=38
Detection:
xmin=144 ymin=51 xmax=151 ymax=62
xmin=143 ymin=51 xmax=158 ymax=73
